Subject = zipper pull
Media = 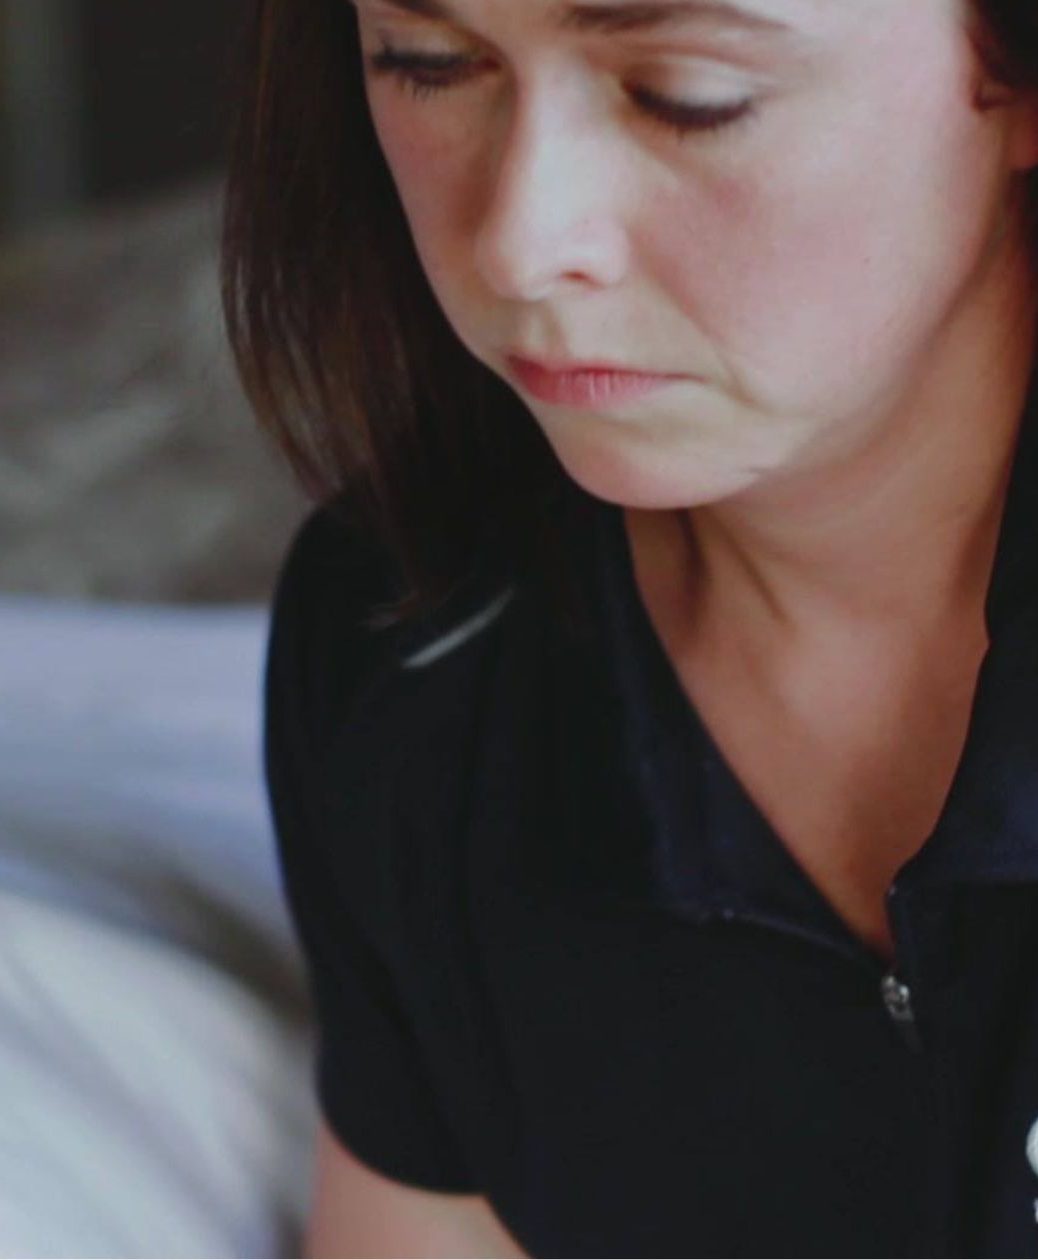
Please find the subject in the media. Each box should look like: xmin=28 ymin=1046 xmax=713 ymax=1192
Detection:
xmin=880 ymin=971 xmax=923 ymax=1051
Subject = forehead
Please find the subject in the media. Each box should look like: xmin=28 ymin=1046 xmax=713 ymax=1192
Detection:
xmin=357 ymin=0 xmax=800 ymax=35
xmin=348 ymin=0 xmax=929 ymax=52
xmin=348 ymin=0 xmax=980 ymax=81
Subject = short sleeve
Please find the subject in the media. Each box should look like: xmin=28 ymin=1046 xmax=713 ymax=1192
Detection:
xmin=264 ymin=505 xmax=475 ymax=1194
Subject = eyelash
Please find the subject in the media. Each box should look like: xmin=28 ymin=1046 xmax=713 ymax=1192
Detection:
xmin=365 ymin=44 xmax=758 ymax=139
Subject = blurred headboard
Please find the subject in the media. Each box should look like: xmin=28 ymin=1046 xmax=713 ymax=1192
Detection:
xmin=0 ymin=179 xmax=307 ymax=603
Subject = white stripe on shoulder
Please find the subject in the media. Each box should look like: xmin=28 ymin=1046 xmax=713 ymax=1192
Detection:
xmin=399 ymin=585 xmax=518 ymax=670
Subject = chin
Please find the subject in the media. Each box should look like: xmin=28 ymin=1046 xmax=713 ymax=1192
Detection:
xmin=549 ymin=432 xmax=760 ymax=511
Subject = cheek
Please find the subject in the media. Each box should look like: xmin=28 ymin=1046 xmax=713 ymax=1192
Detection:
xmin=647 ymin=169 xmax=916 ymax=411
xmin=368 ymin=98 xmax=479 ymax=299
xmin=644 ymin=28 xmax=1008 ymax=418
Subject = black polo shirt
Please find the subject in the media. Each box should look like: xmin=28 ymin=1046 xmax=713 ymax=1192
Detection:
xmin=266 ymin=375 xmax=1038 ymax=1257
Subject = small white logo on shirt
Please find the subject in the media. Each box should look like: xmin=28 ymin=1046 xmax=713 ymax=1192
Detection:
xmin=1027 ymin=1116 xmax=1038 ymax=1224
xmin=1027 ymin=1116 xmax=1038 ymax=1225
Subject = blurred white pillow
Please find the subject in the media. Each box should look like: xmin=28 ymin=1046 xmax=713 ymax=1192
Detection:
xmin=0 ymin=595 xmax=318 ymax=1258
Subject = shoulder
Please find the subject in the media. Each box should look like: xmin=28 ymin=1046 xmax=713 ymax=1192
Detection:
xmin=265 ymin=494 xmax=529 ymax=950
xmin=270 ymin=493 xmax=400 ymax=642
xmin=266 ymin=497 xmax=399 ymax=753
xmin=267 ymin=493 xmax=525 ymax=758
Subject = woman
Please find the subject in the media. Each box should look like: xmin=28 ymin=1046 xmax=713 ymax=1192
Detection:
xmin=223 ymin=1 xmax=1038 ymax=1254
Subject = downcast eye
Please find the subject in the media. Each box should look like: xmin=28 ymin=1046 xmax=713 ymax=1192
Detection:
xmin=366 ymin=43 xmax=761 ymax=138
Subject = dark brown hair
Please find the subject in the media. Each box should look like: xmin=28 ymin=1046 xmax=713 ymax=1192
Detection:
xmin=221 ymin=0 xmax=1038 ymax=632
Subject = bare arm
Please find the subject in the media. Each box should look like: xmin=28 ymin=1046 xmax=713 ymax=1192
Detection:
xmin=303 ymin=1118 xmax=529 ymax=1259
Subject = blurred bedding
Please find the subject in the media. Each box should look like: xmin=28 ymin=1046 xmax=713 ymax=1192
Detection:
xmin=0 ymin=183 xmax=318 ymax=1257
xmin=0 ymin=596 xmax=318 ymax=1257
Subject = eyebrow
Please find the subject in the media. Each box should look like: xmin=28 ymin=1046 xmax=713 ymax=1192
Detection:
xmin=355 ymin=0 xmax=794 ymax=38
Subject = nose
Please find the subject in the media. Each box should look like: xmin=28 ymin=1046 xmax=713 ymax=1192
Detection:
xmin=471 ymin=81 xmax=632 ymax=302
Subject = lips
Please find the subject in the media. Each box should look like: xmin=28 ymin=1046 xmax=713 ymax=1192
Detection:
xmin=506 ymin=354 xmax=682 ymax=409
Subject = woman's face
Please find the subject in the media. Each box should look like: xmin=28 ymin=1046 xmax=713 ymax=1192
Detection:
xmin=352 ymin=0 xmax=1038 ymax=507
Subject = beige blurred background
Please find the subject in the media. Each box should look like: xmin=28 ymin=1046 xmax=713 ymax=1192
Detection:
xmin=0 ymin=0 xmax=307 ymax=603
xmin=0 ymin=13 xmax=322 ymax=1254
